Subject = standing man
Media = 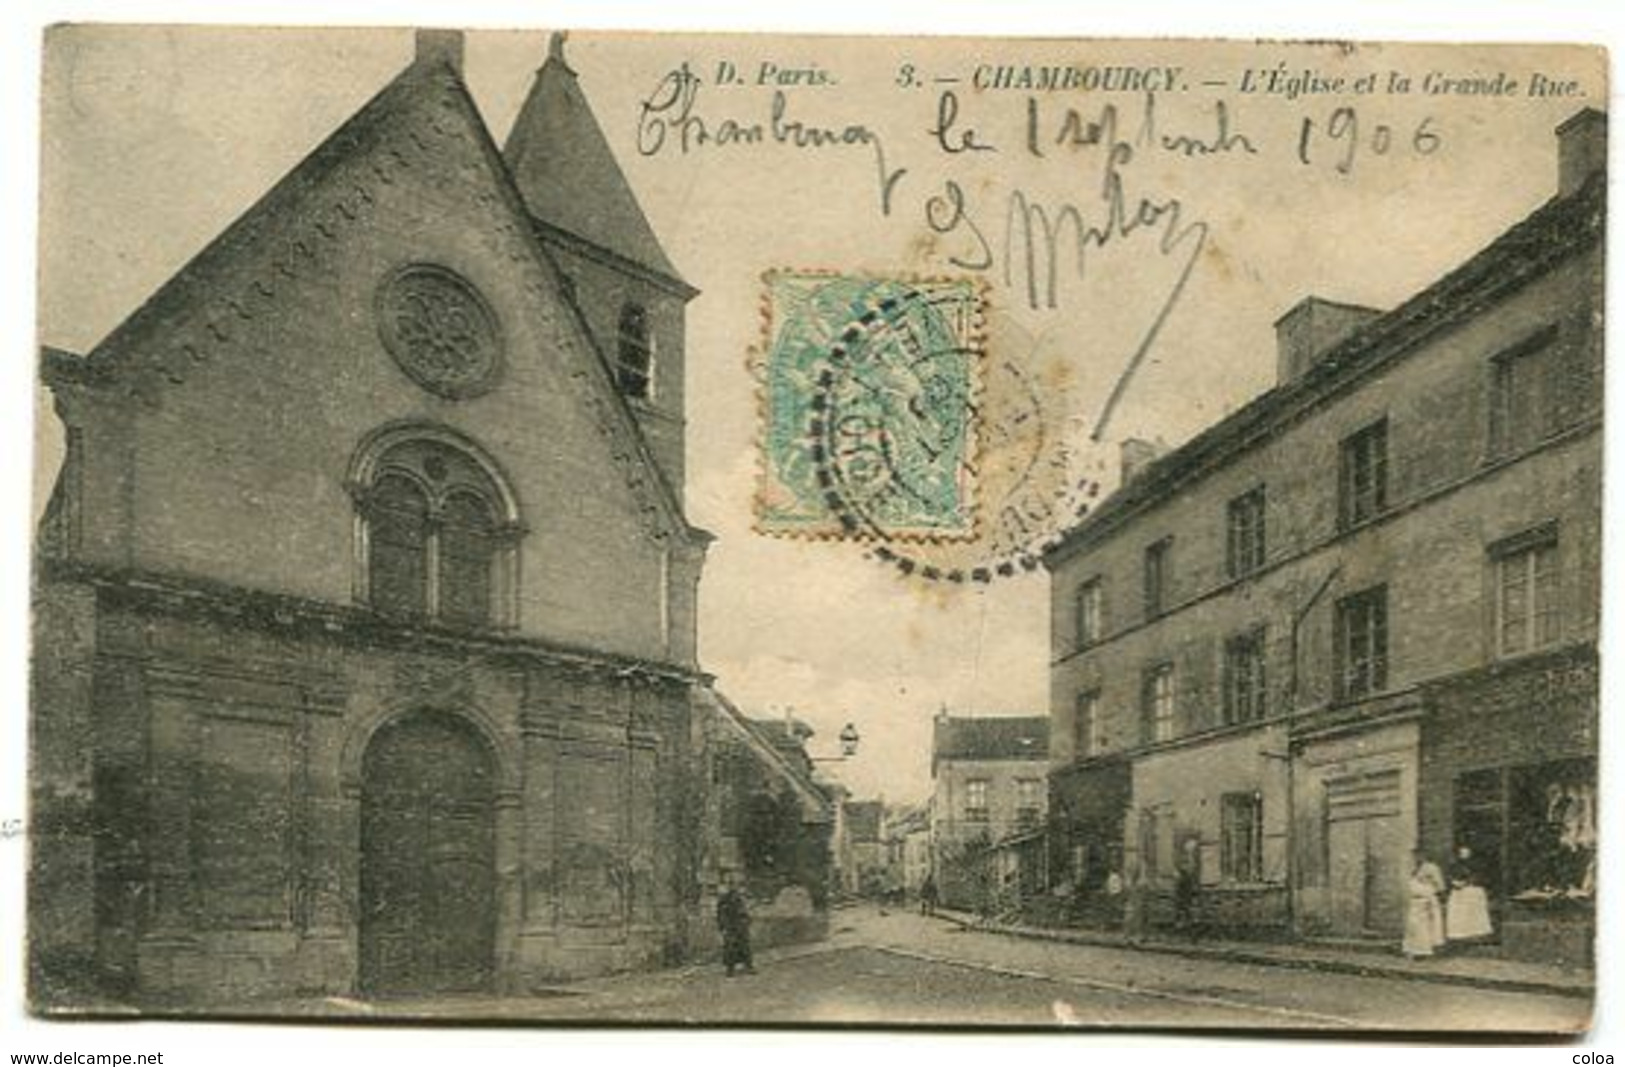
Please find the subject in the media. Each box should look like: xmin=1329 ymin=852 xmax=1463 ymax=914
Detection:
xmin=716 ymin=875 xmax=756 ymax=977
xmin=919 ymin=873 xmax=938 ymax=916
xmin=1172 ymin=839 xmax=1200 ymax=939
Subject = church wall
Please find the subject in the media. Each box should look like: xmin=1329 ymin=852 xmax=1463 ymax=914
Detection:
xmin=76 ymin=80 xmax=680 ymax=665
xmin=34 ymin=581 xmax=701 ymax=1003
xmin=26 ymin=579 xmax=99 ymax=1002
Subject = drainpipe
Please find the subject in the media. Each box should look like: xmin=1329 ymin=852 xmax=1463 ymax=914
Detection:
xmin=1283 ymin=564 xmax=1342 ymax=938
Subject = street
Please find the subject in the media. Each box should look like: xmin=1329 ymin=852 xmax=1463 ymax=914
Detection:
xmin=301 ymin=907 xmax=1591 ymax=1033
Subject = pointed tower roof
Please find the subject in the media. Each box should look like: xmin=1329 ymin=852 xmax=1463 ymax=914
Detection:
xmin=504 ymin=34 xmax=685 ymax=286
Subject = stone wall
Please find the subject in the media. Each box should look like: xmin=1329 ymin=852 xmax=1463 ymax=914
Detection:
xmin=30 ymin=572 xmax=704 ymax=1005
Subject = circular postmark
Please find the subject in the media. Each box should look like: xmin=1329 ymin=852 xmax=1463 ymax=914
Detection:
xmin=758 ymin=273 xmax=981 ymax=542
xmin=809 ymin=279 xmax=979 ymax=542
xmin=815 ymin=302 xmax=1105 ymax=583
xmin=376 ymin=263 xmax=504 ymax=400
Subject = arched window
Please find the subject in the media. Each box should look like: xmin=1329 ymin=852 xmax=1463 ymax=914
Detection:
xmin=369 ymin=473 xmax=431 ymax=617
xmin=438 ymin=490 xmax=497 ymax=627
xmin=616 ymin=302 xmax=653 ymax=400
xmin=351 ymin=428 xmax=521 ymax=629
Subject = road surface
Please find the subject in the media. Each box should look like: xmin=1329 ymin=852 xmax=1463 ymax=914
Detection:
xmin=308 ymin=906 xmax=1590 ymax=1033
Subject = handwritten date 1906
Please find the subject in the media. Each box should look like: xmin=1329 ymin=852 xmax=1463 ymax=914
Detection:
xmin=1297 ymin=108 xmax=1442 ymax=175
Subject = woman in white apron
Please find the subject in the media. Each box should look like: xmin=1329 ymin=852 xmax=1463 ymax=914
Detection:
xmin=1446 ymin=846 xmax=1494 ymax=943
xmin=1402 ymin=850 xmax=1446 ymax=959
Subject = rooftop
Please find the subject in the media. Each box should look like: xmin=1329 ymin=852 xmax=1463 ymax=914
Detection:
xmin=932 ymin=714 xmax=1050 ymax=771
xmin=1044 ymin=139 xmax=1605 ymax=568
xmin=503 ymin=34 xmax=688 ymax=288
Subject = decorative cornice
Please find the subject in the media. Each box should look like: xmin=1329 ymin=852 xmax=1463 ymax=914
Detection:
xmin=44 ymin=558 xmax=703 ymax=687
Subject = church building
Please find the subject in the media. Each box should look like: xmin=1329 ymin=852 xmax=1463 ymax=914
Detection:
xmin=31 ymin=30 xmax=714 ymax=1005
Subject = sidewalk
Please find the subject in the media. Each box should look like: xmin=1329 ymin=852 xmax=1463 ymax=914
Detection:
xmin=932 ymin=908 xmax=1594 ymax=999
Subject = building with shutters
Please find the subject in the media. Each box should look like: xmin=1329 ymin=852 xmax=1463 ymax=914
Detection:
xmin=928 ymin=712 xmax=1050 ymax=910
xmin=30 ymin=30 xmax=718 ymax=1005
xmin=1042 ymin=110 xmax=1603 ymax=959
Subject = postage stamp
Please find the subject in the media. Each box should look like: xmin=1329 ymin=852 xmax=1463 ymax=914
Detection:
xmin=754 ymin=271 xmax=985 ymax=541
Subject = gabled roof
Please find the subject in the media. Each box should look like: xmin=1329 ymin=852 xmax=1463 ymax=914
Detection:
xmin=43 ymin=35 xmax=707 ymax=548
xmin=65 ymin=52 xmax=438 ymax=379
xmin=706 ymin=689 xmax=833 ymax=823
xmin=503 ymin=37 xmax=685 ymax=286
xmin=1044 ymin=169 xmax=1606 ymax=567
xmin=932 ymin=714 xmax=1049 ymax=772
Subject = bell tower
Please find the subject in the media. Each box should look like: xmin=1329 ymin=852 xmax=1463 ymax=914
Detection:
xmin=503 ymin=32 xmax=697 ymax=494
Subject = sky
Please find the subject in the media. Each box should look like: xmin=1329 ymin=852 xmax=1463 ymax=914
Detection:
xmin=30 ymin=25 xmax=1609 ymax=810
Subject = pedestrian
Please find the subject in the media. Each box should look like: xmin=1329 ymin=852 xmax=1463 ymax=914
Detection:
xmin=1172 ymin=840 xmax=1200 ymax=940
xmin=1402 ymin=849 xmax=1447 ymax=960
xmin=919 ymin=873 xmax=938 ymax=916
xmin=716 ymin=875 xmax=756 ymax=977
xmin=1123 ymin=865 xmax=1148 ymax=944
xmin=1446 ymin=845 xmax=1494 ymax=944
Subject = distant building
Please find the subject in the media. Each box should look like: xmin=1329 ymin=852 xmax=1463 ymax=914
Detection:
xmin=929 ymin=712 xmax=1050 ymax=909
xmin=1043 ymin=110 xmax=1603 ymax=961
xmin=840 ymin=799 xmax=887 ymax=897
xmin=883 ymin=804 xmax=932 ymax=897
xmin=747 ymin=715 xmax=820 ymax=779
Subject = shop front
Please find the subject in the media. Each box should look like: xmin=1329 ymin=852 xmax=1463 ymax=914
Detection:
xmin=1420 ymin=646 xmax=1597 ymax=966
xmin=1291 ymin=706 xmax=1421 ymax=941
xmin=1048 ymin=756 xmax=1130 ymax=928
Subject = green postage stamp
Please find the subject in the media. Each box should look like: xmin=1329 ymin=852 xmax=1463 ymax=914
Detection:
xmin=755 ymin=272 xmax=985 ymax=542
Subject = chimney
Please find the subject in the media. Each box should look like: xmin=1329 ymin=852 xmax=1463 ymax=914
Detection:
xmin=1556 ymin=108 xmax=1606 ymax=197
xmin=1274 ymin=296 xmax=1383 ymax=384
xmin=1120 ymin=438 xmax=1164 ymax=484
xmin=414 ymin=28 xmax=464 ymax=74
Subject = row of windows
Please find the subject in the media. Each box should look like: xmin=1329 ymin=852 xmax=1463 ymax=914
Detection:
xmin=960 ymin=777 xmax=1044 ymax=824
xmin=1075 ymin=624 xmax=1271 ymax=759
xmin=1072 ymin=528 xmax=1561 ymax=759
xmin=1074 ymin=415 xmax=1384 ymax=650
xmin=1072 ymin=323 xmax=1582 ymax=652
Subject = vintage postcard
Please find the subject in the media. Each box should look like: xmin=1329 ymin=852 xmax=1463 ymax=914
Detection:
xmin=25 ymin=24 xmax=1604 ymax=1035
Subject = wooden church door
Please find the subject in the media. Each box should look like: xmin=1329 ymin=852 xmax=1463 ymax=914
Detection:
xmin=360 ymin=710 xmax=497 ymax=995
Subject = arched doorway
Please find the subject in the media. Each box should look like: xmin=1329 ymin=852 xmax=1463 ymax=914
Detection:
xmin=360 ymin=710 xmax=496 ymax=995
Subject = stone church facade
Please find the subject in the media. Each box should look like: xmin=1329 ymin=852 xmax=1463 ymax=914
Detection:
xmin=31 ymin=31 xmax=714 ymax=1005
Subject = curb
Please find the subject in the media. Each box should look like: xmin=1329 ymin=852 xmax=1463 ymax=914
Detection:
xmin=943 ymin=915 xmax=1593 ymax=1000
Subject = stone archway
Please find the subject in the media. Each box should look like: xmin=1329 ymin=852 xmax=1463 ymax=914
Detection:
xmin=359 ymin=709 xmax=497 ymax=995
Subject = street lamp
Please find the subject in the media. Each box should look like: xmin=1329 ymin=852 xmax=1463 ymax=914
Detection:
xmin=812 ymin=722 xmax=862 ymax=762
